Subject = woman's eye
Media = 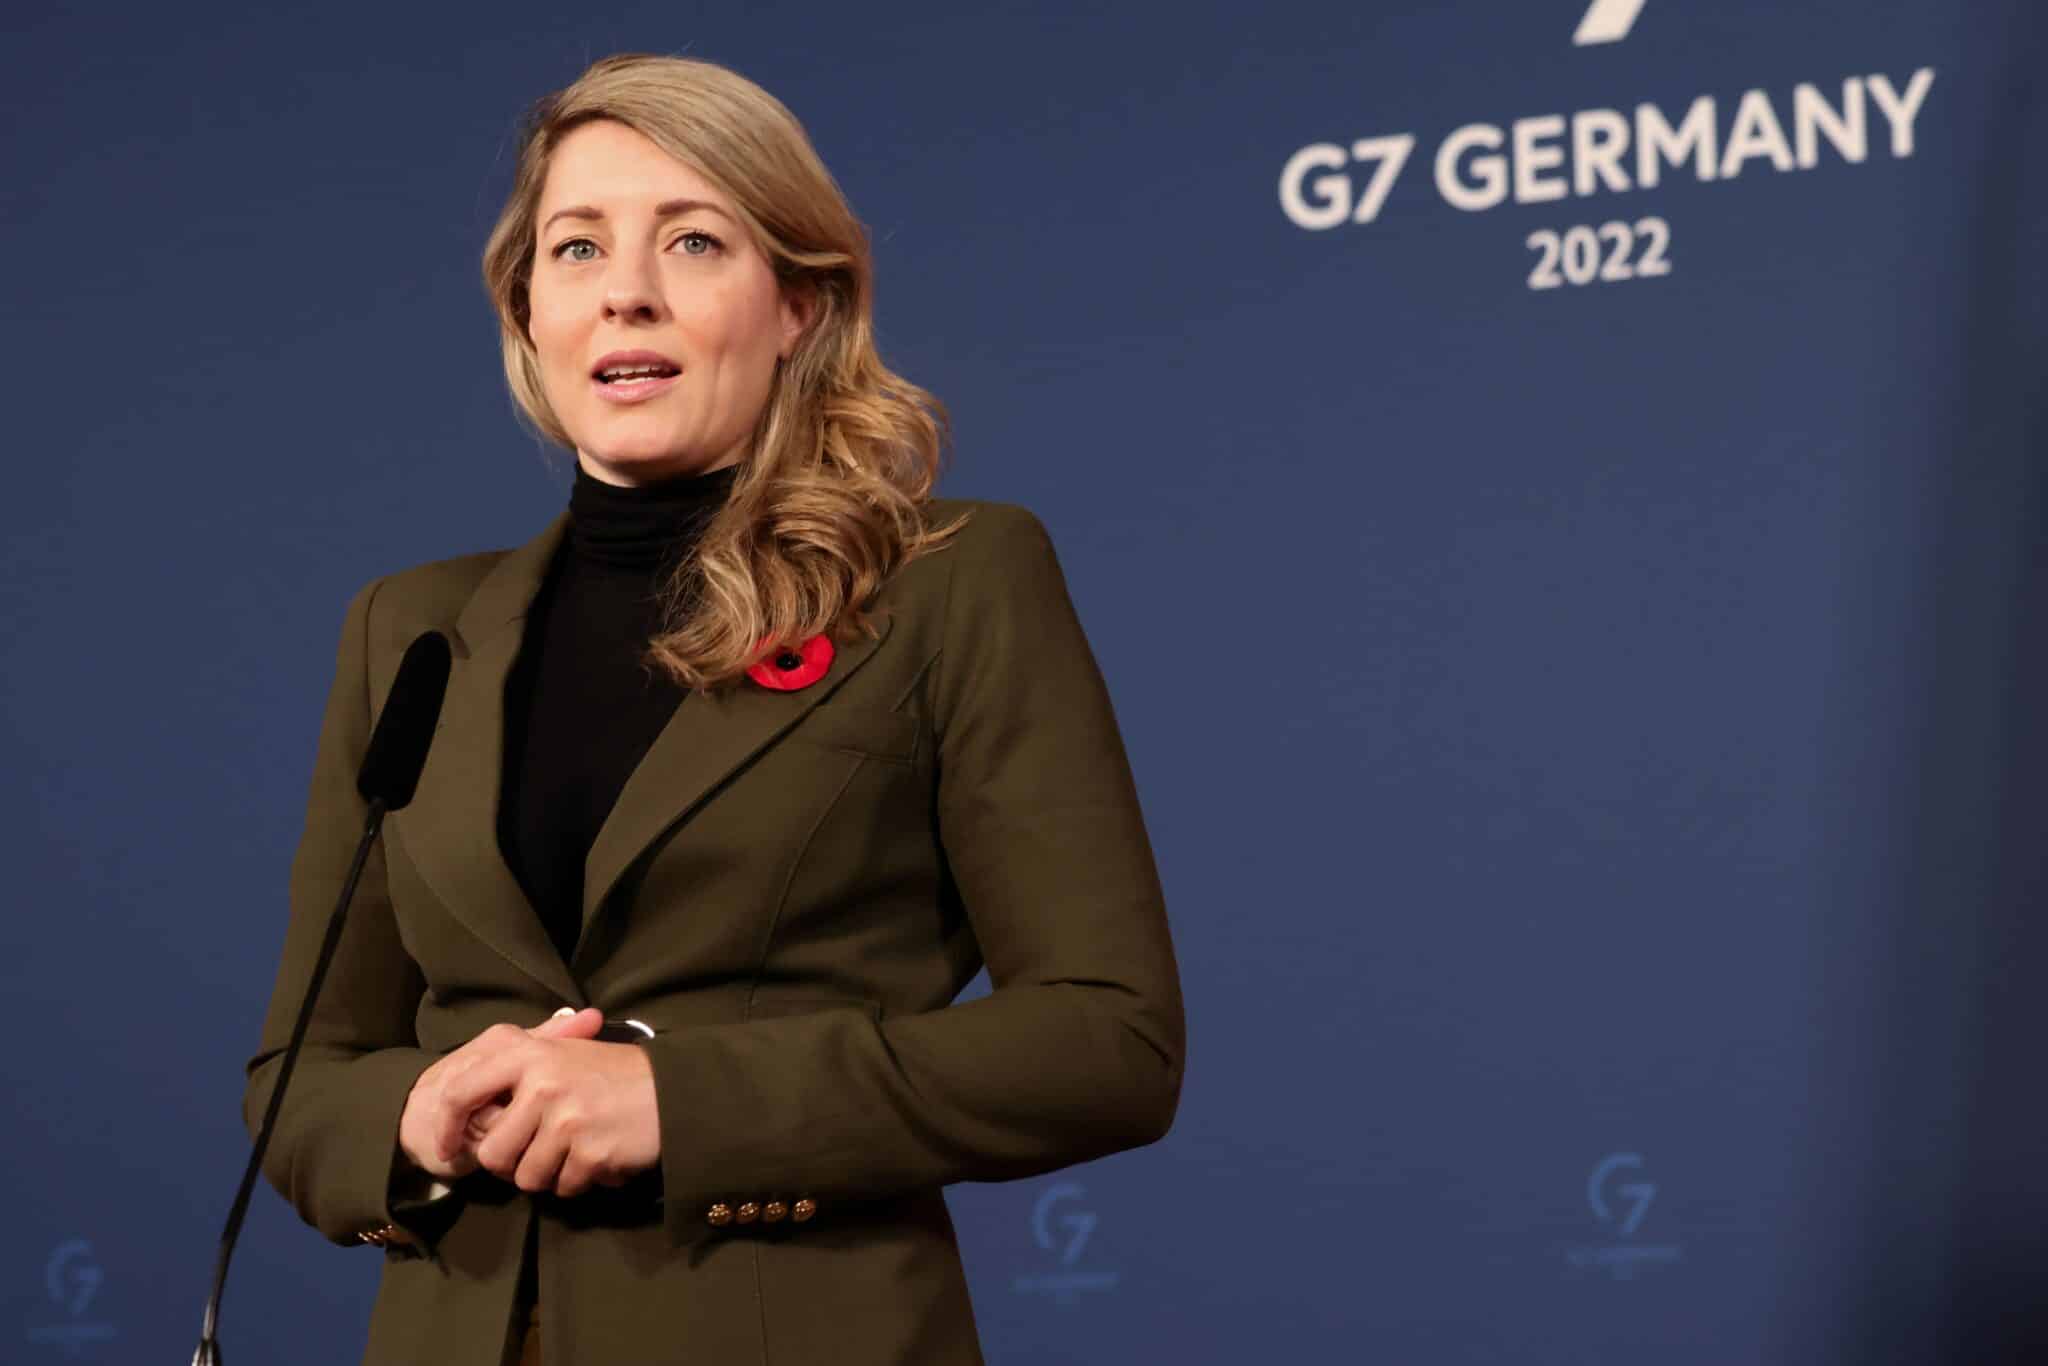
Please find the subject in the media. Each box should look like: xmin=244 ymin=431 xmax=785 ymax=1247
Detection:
xmin=548 ymin=232 xmax=718 ymax=262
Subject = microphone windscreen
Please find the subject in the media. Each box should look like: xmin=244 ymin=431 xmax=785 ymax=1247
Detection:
xmin=355 ymin=630 xmax=452 ymax=811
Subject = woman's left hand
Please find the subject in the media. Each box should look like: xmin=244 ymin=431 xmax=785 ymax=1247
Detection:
xmin=435 ymin=1031 xmax=662 ymax=1198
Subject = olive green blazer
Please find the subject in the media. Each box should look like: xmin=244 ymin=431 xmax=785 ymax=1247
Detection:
xmin=241 ymin=497 xmax=1185 ymax=1366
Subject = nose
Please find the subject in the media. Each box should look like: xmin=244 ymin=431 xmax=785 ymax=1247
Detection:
xmin=601 ymin=242 xmax=667 ymax=322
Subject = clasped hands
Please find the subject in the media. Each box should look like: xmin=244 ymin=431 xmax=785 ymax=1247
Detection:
xmin=396 ymin=1007 xmax=661 ymax=1200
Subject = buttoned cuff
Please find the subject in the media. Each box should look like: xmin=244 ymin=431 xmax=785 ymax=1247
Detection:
xmin=641 ymin=1028 xmax=836 ymax=1248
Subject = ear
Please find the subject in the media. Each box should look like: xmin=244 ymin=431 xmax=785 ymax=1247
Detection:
xmin=777 ymin=278 xmax=818 ymax=360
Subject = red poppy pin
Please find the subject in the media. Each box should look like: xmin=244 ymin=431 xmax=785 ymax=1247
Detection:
xmin=746 ymin=633 xmax=835 ymax=691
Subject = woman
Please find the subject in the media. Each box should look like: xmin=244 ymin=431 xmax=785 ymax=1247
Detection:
xmin=242 ymin=53 xmax=1183 ymax=1366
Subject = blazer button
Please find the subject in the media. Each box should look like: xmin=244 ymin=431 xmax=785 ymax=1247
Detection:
xmin=792 ymin=1198 xmax=817 ymax=1223
xmin=706 ymin=1203 xmax=734 ymax=1227
xmin=762 ymin=1201 xmax=788 ymax=1223
xmin=735 ymin=1202 xmax=761 ymax=1225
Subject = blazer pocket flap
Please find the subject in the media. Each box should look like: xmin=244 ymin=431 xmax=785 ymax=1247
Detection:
xmin=789 ymin=703 xmax=919 ymax=763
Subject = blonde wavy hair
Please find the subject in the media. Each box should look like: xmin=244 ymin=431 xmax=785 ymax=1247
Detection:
xmin=481 ymin=54 xmax=969 ymax=690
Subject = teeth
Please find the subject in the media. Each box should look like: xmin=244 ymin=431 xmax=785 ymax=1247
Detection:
xmin=601 ymin=364 xmax=674 ymax=381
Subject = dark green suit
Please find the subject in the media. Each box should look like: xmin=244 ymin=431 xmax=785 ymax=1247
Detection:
xmin=242 ymin=498 xmax=1185 ymax=1365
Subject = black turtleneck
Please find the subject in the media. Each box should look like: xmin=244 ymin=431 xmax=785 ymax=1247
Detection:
xmin=498 ymin=459 xmax=741 ymax=966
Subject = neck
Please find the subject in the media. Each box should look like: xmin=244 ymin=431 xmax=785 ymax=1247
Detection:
xmin=576 ymin=450 xmax=742 ymax=488
xmin=565 ymin=460 xmax=739 ymax=573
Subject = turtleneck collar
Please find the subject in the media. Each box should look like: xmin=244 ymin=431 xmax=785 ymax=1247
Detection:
xmin=566 ymin=460 xmax=741 ymax=573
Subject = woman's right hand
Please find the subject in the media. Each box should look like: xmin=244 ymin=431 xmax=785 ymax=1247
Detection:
xmin=397 ymin=1007 xmax=605 ymax=1180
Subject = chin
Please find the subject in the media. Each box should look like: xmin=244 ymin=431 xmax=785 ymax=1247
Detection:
xmin=578 ymin=438 xmax=721 ymax=483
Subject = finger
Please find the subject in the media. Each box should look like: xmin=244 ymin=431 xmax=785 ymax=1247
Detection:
xmin=422 ymin=1025 xmax=531 ymax=1148
xmin=439 ymin=1147 xmax=481 ymax=1181
xmin=513 ymin=1119 xmax=570 ymax=1195
xmin=529 ymin=1007 xmax=604 ymax=1040
xmin=555 ymin=1151 xmax=597 ymax=1200
xmin=439 ymin=1046 xmax=537 ymax=1125
xmin=473 ymin=1090 xmax=547 ymax=1180
xmin=442 ymin=1021 xmax=532 ymax=1070
xmin=429 ymin=1064 xmax=488 ymax=1163
xmin=466 ymin=1100 xmax=508 ymax=1140
xmin=434 ymin=1075 xmax=517 ymax=1165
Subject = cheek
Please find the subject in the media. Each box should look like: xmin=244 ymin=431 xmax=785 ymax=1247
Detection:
xmin=685 ymin=278 xmax=788 ymax=366
xmin=525 ymin=290 xmax=584 ymax=375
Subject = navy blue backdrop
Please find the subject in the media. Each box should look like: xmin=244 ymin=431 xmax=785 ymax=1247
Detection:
xmin=4 ymin=2 xmax=2045 ymax=1361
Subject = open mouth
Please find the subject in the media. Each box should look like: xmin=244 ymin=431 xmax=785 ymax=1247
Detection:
xmin=594 ymin=364 xmax=681 ymax=385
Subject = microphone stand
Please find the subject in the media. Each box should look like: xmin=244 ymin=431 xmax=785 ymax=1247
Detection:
xmin=191 ymin=798 xmax=388 ymax=1366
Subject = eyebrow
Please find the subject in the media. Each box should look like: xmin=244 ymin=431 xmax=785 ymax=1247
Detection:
xmin=540 ymin=198 xmax=734 ymax=235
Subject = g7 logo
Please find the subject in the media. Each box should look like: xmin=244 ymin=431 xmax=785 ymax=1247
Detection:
xmin=46 ymin=1240 xmax=103 ymax=1317
xmin=1031 ymin=1182 xmax=1097 ymax=1266
xmin=1574 ymin=0 xmax=1647 ymax=45
xmin=1587 ymin=1153 xmax=1656 ymax=1235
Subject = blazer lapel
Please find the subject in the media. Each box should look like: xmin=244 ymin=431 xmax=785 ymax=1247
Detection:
xmin=393 ymin=508 xmax=585 ymax=1005
xmin=392 ymin=505 xmax=897 ymax=999
xmin=574 ymin=609 xmax=893 ymax=965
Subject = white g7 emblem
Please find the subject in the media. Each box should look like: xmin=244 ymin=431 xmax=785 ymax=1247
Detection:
xmin=1574 ymin=0 xmax=1648 ymax=45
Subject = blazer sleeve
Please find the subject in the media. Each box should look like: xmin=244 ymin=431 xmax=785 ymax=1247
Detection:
xmin=640 ymin=503 xmax=1186 ymax=1246
xmin=241 ymin=575 xmax=457 ymax=1248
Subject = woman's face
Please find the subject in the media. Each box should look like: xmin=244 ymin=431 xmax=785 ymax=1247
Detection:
xmin=527 ymin=119 xmax=811 ymax=487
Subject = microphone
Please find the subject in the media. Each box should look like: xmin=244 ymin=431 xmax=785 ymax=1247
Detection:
xmin=356 ymin=631 xmax=451 ymax=811
xmin=192 ymin=630 xmax=453 ymax=1365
